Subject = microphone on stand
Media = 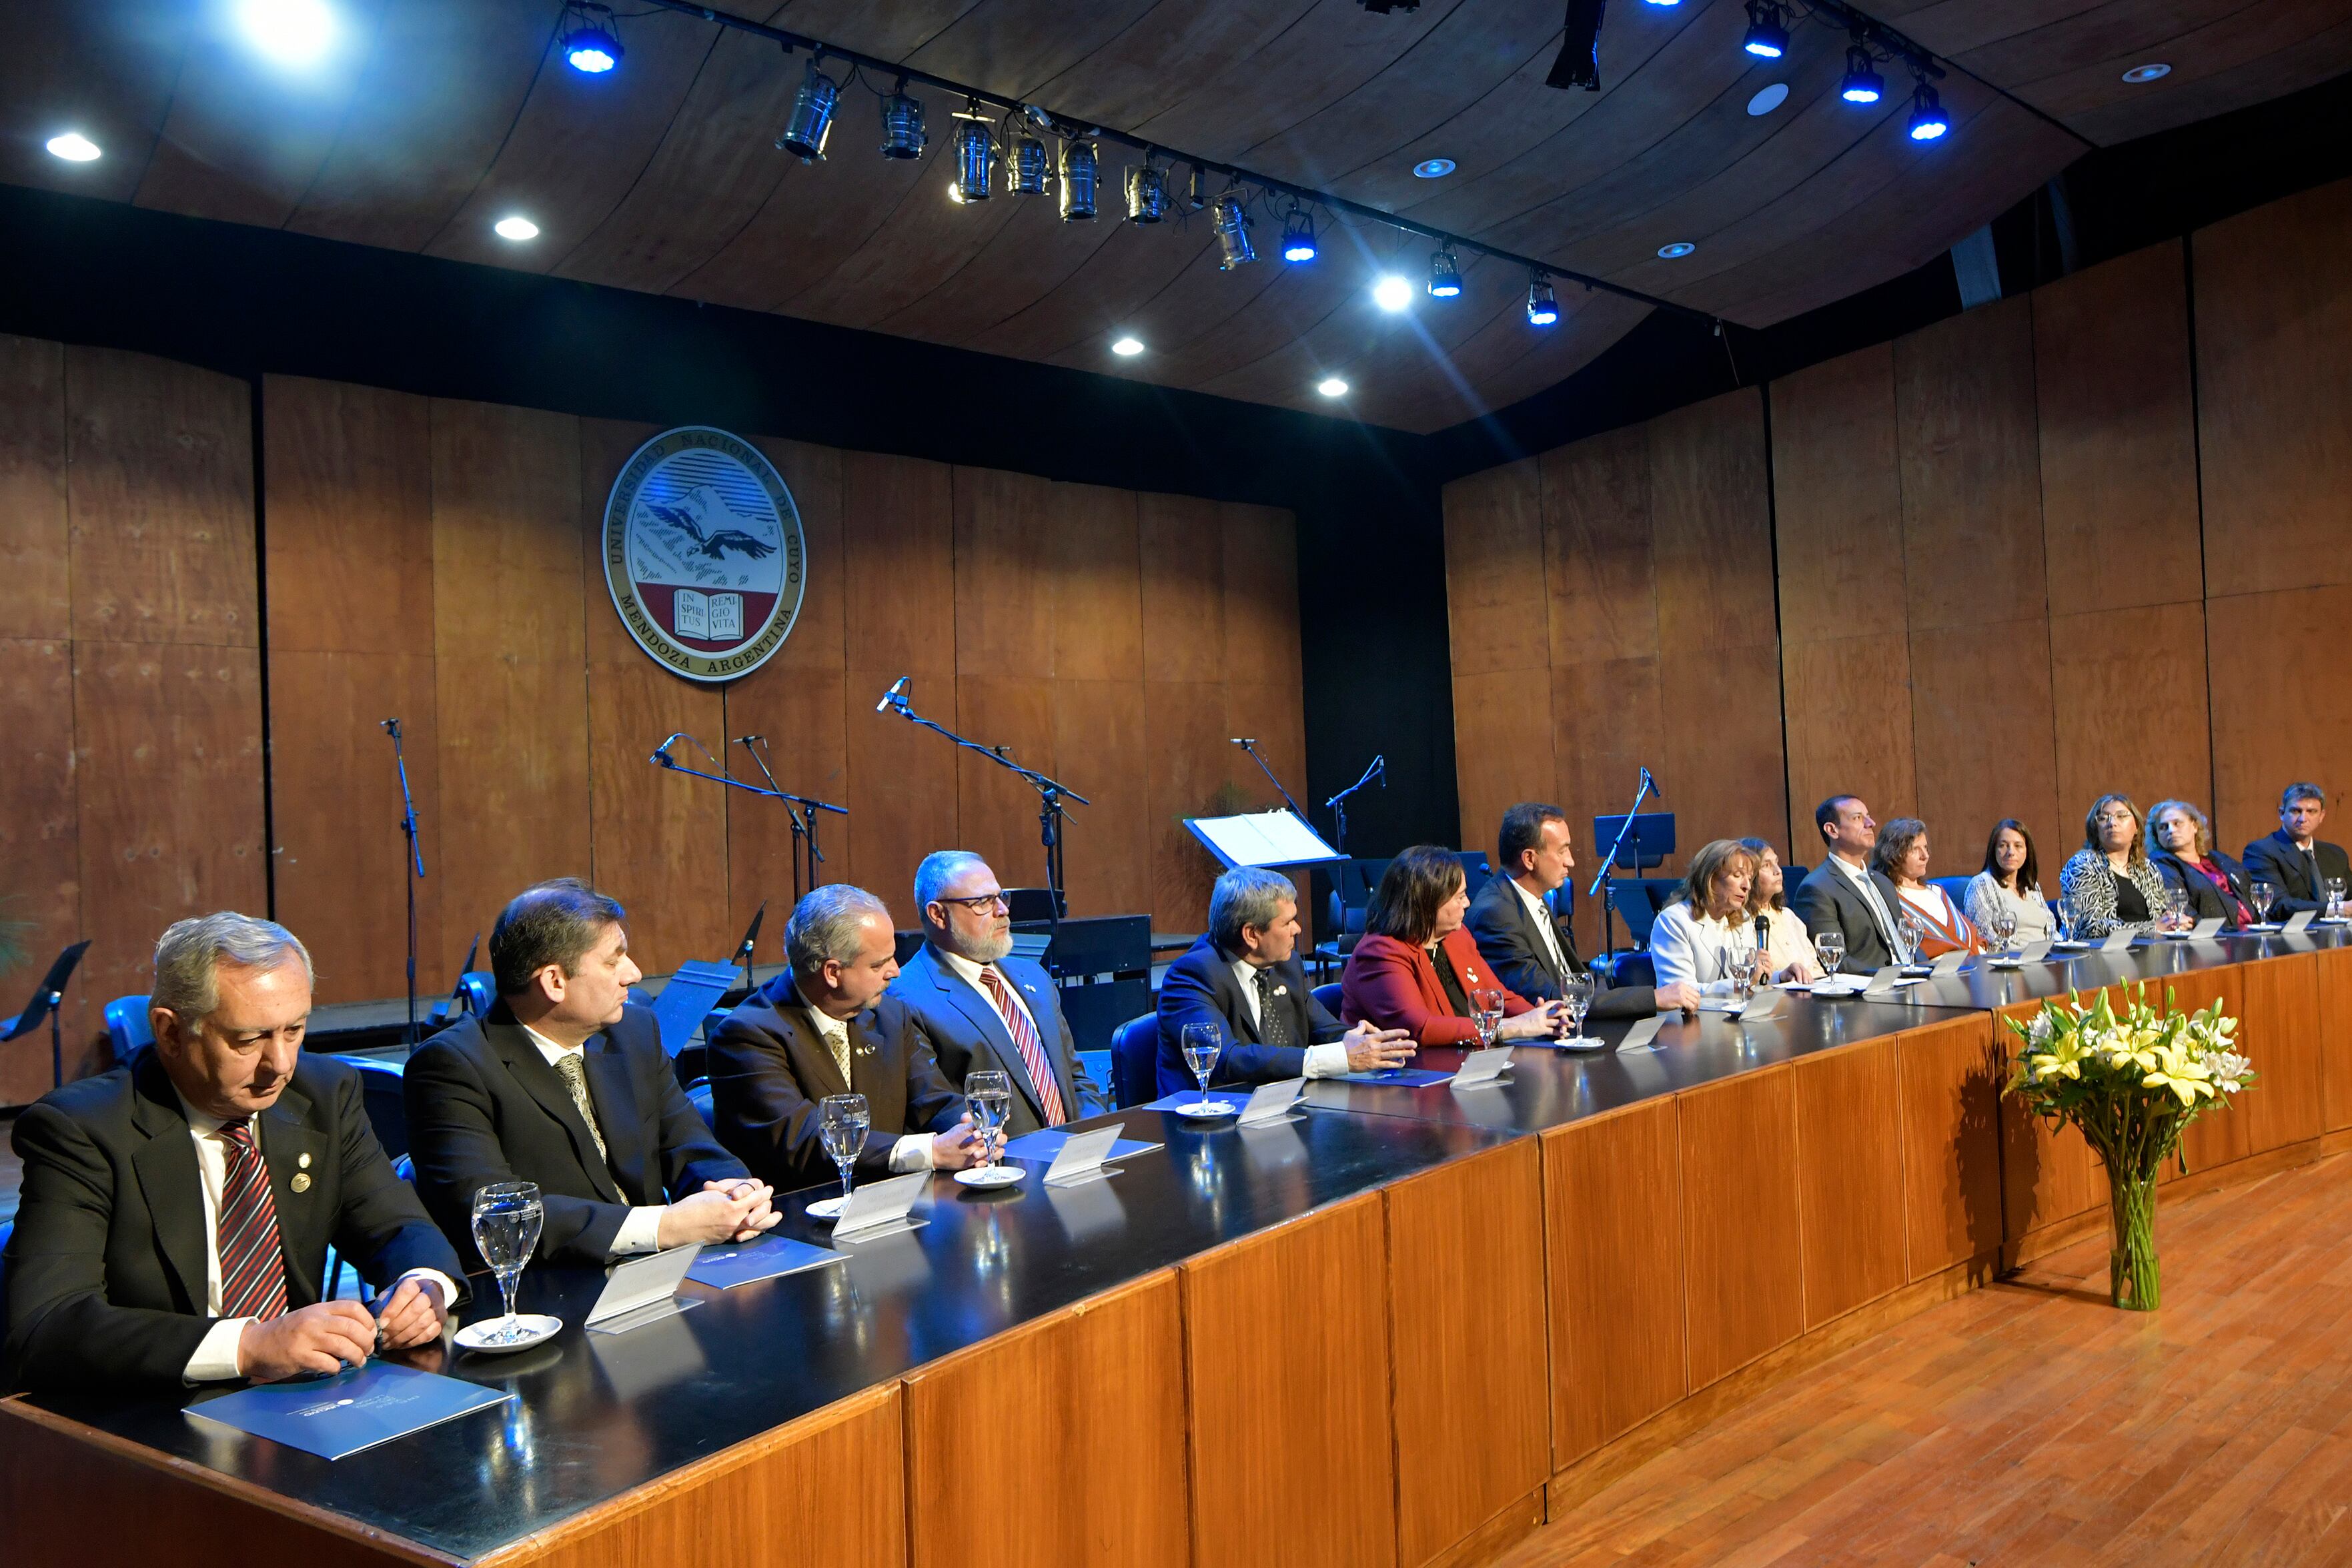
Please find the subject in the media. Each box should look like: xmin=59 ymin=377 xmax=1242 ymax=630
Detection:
xmin=650 ymin=732 xmax=688 ymax=768
xmin=1229 ymin=737 xmax=1255 ymax=748
xmin=876 ymin=676 xmax=911 ymax=714
xmin=1369 ymin=754 xmax=1387 ymax=786
xmin=1642 ymin=764 xmax=1664 ymax=801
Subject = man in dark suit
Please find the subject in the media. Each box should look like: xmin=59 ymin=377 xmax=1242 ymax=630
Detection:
xmin=404 ymin=879 xmax=778 ymax=1271
xmin=1465 ymin=803 xmax=1698 ymax=1018
xmin=1789 ymin=794 xmax=1910 ymax=972
xmin=4 ymin=913 xmax=463 ymax=1393
xmin=708 ymin=883 xmax=982 ymax=1189
xmin=1155 ymin=866 xmax=1415 ymax=1095
xmin=2243 ymin=782 xmax=2352 ymax=917
xmin=887 ymin=851 xmax=1109 ymax=1135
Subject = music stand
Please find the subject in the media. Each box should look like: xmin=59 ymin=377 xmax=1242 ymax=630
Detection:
xmin=1592 ymin=812 xmax=1676 ymax=959
xmin=4 ymin=940 xmax=92 ymax=1090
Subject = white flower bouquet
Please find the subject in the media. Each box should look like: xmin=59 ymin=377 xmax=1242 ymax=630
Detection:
xmin=2003 ymin=984 xmax=2254 ymax=1309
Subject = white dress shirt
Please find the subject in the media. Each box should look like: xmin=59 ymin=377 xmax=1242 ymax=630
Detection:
xmin=1510 ymin=878 xmax=1573 ymax=979
xmin=1648 ymin=904 xmax=1754 ymax=996
xmin=937 ymin=948 xmax=1045 ymax=1039
xmin=179 ymin=1092 xmax=458 ymax=1384
xmin=798 ymin=1006 xmax=940 ymax=1172
xmin=522 ymin=1026 xmax=668 ymax=1257
xmin=1832 ymin=853 xmax=1907 ymax=958
xmin=1229 ymin=956 xmax=1351 ymax=1078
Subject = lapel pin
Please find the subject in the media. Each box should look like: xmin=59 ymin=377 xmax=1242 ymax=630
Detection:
xmin=1274 ymin=985 xmax=1289 ymax=997
xmin=290 ymin=1172 xmax=312 ymax=1194
xmin=297 ymin=1152 xmax=312 ymax=1170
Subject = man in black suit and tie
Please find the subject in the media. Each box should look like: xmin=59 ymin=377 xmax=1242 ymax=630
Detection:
xmin=1465 ymin=803 xmax=1698 ymax=1018
xmin=2243 ymin=782 xmax=2352 ymax=917
xmin=708 ymin=884 xmax=983 ymax=1189
xmin=887 ymin=851 xmax=1109 ymax=1135
xmin=4 ymin=914 xmax=463 ymax=1392
xmin=1789 ymin=794 xmax=1911 ymax=973
xmin=404 ymin=879 xmax=779 ymax=1271
xmin=1155 ymin=866 xmax=1415 ymax=1096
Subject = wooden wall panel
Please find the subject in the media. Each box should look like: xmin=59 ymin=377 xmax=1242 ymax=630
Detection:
xmin=65 ymin=347 xmax=256 ymax=649
xmin=260 ymin=377 xmax=434 ymax=656
xmin=1896 ymin=1014 xmax=2005 ymax=1280
xmin=1780 ymin=635 xmax=1917 ymax=859
xmin=2236 ymin=950 xmax=2322 ymax=1156
xmin=1544 ymin=1099 xmax=1687 ymax=1465
xmin=2033 ymin=243 xmax=2204 ymax=618
xmin=954 ymin=676 xmax=1059 ymax=893
xmin=0 ymin=333 xmax=71 ymax=640
xmin=1770 ymin=345 xmax=1906 ymax=644
xmin=1793 ymin=1040 xmax=1908 ymax=1327
xmin=2048 ymin=606 xmax=2213 ymax=835
xmin=1455 ymin=670 xmax=1556 ymax=866
xmin=2194 ymin=177 xmax=2352 ymax=600
xmin=1892 ymin=297 xmax=2048 ymax=632
xmin=954 ymin=466 xmax=1056 ymax=680
xmin=1223 ymin=501 xmax=1303 ymax=696
xmin=1183 ymin=1197 xmax=1396 ymax=1568
xmin=1145 ymin=680 xmax=1228 ymax=934
xmin=1385 ymin=1140 xmax=1549 ymax=1567
xmin=428 ymin=399 xmax=588 ymax=976
xmin=1052 ymin=483 xmax=1143 ymax=682
xmin=0 ymin=637 xmax=81 ymax=1098
xmin=905 ymin=1275 xmax=1186 ymax=1568
xmin=2205 ymin=585 xmax=2352 ymax=859
xmin=1056 ymin=678 xmax=1151 ymax=919
xmin=1659 ymin=651 xmax=1789 ymax=862
xmin=1679 ymin=1065 xmax=1804 ymax=1389
xmin=1550 ymin=656 xmax=1660 ymax=953
xmin=1542 ymin=430 xmax=1656 ymax=666
xmin=1908 ymin=619 xmax=2062 ymax=871
xmin=1648 ymin=389 xmax=1774 ymax=655
xmin=1137 ymin=493 xmax=1223 ymax=685
xmin=1443 ymin=460 xmax=1548 ymax=678
xmin=2321 ymin=946 xmax=2352 ymax=1134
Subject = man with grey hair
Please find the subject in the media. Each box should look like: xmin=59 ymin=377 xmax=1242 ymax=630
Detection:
xmin=5 ymin=913 xmax=464 ymax=1392
xmin=708 ymin=882 xmax=981 ymax=1189
xmin=1155 ymin=866 xmax=1415 ymax=1095
xmin=405 ymin=878 xmax=778 ymax=1271
xmin=889 ymin=850 xmax=1107 ymax=1135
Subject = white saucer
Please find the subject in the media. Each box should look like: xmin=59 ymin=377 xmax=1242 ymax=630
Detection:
xmin=804 ymin=1195 xmax=849 ymax=1221
xmin=1556 ymin=1037 xmax=1608 ymax=1054
xmin=1173 ymin=1099 xmax=1239 ymax=1119
xmin=2317 ymin=918 xmax=2351 ymax=927
xmin=455 ymin=1313 xmax=562 ymax=1355
xmin=955 ymin=1164 xmax=1026 ymax=1189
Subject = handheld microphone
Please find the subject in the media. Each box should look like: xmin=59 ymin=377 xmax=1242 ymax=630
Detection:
xmin=1642 ymin=764 xmax=1664 ymax=802
xmin=1370 ymin=754 xmax=1387 ymax=786
xmin=1754 ymin=914 xmax=1771 ymax=954
xmin=876 ymin=675 xmax=910 ymax=713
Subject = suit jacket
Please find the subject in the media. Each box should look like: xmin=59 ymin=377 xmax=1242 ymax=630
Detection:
xmin=1788 ymin=859 xmax=1906 ymax=973
xmin=1463 ymin=874 xmax=1657 ymax=1018
xmin=2241 ymin=829 xmax=2352 ymax=914
xmin=706 ymin=972 xmax=965 ymax=1188
xmin=1154 ymin=938 xmax=1341 ymax=1095
xmin=885 ymin=946 xmax=1107 ymax=1136
xmin=1339 ymin=928 xmax=1532 ymax=1047
xmin=404 ymin=1002 xmax=746 ymax=1270
xmin=2153 ymin=848 xmax=2254 ymax=926
xmin=3 ymin=1050 xmax=464 ymax=1393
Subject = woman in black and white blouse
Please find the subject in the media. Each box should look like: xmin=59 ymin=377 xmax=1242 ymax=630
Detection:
xmin=2058 ymin=794 xmax=2168 ymax=938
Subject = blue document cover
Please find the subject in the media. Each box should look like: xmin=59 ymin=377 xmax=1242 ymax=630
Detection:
xmin=1002 ymin=1128 xmax=1161 ymax=1162
xmin=686 ymin=1234 xmax=842 ymax=1289
xmin=1333 ymin=1066 xmax=1453 ymax=1086
xmin=185 ymin=1361 xmax=510 ymax=1460
xmin=1138 ymin=1089 xmax=1251 ymax=1114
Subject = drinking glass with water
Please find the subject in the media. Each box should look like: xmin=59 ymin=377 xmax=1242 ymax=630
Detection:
xmin=965 ymin=1070 xmax=1011 ymax=1168
xmin=470 ymin=1181 xmax=543 ymax=1344
xmin=1560 ymin=974 xmax=1594 ymax=1039
xmin=1814 ymin=928 xmax=1846 ymax=976
xmin=1179 ymin=1023 xmax=1221 ymax=1111
xmin=819 ymin=1094 xmax=870 ymax=1207
xmin=1469 ymin=987 xmax=1506 ymax=1050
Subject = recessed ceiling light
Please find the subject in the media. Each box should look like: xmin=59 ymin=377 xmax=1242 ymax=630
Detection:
xmin=1111 ymin=335 xmax=1144 ymax=356
xmin=494 ymin=215 xmax=540 ymax=241
xmin=45 ymin=132 xmax=101 ymax=162
xmin=1746 ymin=83 xmax=1789 ymax=116
xmin=1412 ymin=157 xmax=1457 ymax=179
xmin=1317 ymin=377 xmax=1349 ymax=398
xmin=2121 ymin=62 xmax=2171 ymax=83
xmin=1372 ymin=274 xmax=1414 ymax=311
xmin=238 ymin=0 xmax=336 ymax=66
xmin=1657 ymin=241 xmax=1696 ymax=259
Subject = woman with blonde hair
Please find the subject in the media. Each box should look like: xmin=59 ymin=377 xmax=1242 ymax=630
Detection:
xmin=1651 ymin=840 xmax=1788 ymax=994
xmin=2059 ymin=794 xmax=2167 ymax=938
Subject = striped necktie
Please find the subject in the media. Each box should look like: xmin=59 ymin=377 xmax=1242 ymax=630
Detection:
xmin=978 ymin=967 xmax=1066 ymax=1126
xmin=216 ymin=1118 xmax=290 ymax=1321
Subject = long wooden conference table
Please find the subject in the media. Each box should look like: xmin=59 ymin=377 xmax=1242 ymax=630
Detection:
xmin=5 ymin=928 xmax=2348 ymax=1568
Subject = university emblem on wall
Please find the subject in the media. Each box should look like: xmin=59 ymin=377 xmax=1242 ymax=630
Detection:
xmin=602 ymin=426 xmax=806 ymax=682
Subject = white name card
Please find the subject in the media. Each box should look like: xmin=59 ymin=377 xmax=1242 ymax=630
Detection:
xmin=1237 ymin=1077 xmax=1305 ymax=1126
xmin=1451 ymin=1046 xmax=1514 ymax=1087
xmin=2101 ymin=929 xmax=2136 ymax=951
xmin=1734 ymin=988 xmax=1786 ymax=1021
xmin=1044 ymin=1124 xmax=1125 ymax=1187
xmin=2190 ymin=916 xmax=2225 ymax=938
xmin=1617 ymin=1015 xmax=1666 ymax=1052
xmin=1864 ymin=965 xmax=1904 ymax=996
xmin=1930 ymin=950 xmax=1968 ymax=976
xmin=2017 ymin=939 xmax=2053 ymax=962
xmin=2283 ymin=910 xmax=2316 ymax=933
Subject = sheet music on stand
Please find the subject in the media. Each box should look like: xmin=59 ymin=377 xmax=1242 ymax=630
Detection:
xmin=1185 ymin=810 xmax=1344 ymax=870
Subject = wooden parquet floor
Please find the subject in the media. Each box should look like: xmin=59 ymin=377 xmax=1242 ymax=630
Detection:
xmin=1499 ymin=1152 xmax=2352 ymax=1567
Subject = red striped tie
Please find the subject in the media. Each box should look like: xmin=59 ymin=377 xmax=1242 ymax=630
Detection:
xmin=979 ymin=967 xmax=1066 ymax=1127
xmin=216 ymin=1118 xmax=290 ymax=1321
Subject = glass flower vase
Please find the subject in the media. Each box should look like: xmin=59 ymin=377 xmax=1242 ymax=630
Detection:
xmin=2106 ymin=1164 xmax=2161 ymax=1311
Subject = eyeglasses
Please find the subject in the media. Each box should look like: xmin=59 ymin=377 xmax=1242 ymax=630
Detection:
xmin=937 ymin=892 xmax=1009 ymax=914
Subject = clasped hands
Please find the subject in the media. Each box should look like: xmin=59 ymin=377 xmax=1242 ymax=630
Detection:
xmin=236 ymin=1273 xmax=447 ymax=1383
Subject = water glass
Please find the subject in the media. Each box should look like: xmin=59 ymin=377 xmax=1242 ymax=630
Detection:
xmin=2329 ymin=877 xmax=2347 ymax=919
xmin=1560 ymin=974 xmax=1594 ymax=1038
xmin=965 ymin=1070 xmax=1011 ymax=1168
xmin=1898 ymin=910 xmax=1927 ymax=965
xmin=1179 ymin=1022 xmax=1222 ymax=1110
xmin=470 ymin=1181 xmax=544 ymax=1343
xmin=1992 ymin=908 xmax=2017 ymax=956
xmin=819 ymin=1094 xmax=870 ymax=1205
xmin=1730 ymin=940 xmax=1758 ymax=1001
xmin=2250 ymin=880 xmax=2277 ymax=925
xmin=1469 ymin=987 xmax=1506 ymax=1050
xmin=1814 ymin=929 xmax=1846 ymax=976
xmin=2162 ymin=887 xmax=2191 ymax=933
xmin=2056 ymin=894 xmax=2078 ymax=942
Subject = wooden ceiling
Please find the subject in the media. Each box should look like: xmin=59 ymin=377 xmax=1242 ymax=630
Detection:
xmin=5 ymin=1 xmax=2345 ymax=432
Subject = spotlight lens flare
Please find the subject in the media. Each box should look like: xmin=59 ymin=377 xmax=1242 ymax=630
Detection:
xmin=1317 ymin=377 xmax=1349 ymax=398
xmin=239 ymin=0 xmax=335 ymax=65
xmin=494 ymin=215 xmax=540 ymax=241
xmin=1372 ymin=275 xmax=1413 ymax=312
xmin=1748 ymin=83 xmax=1790 ymax=115
xmin=1111 ymin=336 xmax=1144 ymax=357
xmin=1657 ymin=241 xmax=1696 ymax=259
xmin=2121 ymin=62 xmax=2171 ymax=83
xmin=1411 ymin=158 xmax=1457 ymax=179
xmin=45 ymin=133 xmax=101 ymax=162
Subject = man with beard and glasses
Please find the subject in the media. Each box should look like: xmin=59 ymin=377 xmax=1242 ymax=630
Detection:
xmin=886 ymin=851 xmax=1109 ymax=1136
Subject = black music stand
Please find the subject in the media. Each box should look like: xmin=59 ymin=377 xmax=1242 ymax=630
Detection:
xmin=4 ymin=940 xmax=92 ymax=1090
xmin=1592 ymin=811 xmax=1676 ymax=958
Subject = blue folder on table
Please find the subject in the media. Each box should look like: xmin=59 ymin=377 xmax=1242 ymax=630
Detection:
xmin=185 ymin=1361 xmax=510 ymax=1461
xmin=686 ymin=1234 xmax=842 ymax=1289
xmin=1002 ymin=1127 xmax=1161 ymax=1162
xmin=1334 ymin=1066 xmax=1453 ymax=1086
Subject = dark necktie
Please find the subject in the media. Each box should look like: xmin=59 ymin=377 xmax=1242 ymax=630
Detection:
xmin=2305 ymin=848 xmax=2322 ymax=902
xmin=552 ymin=1050 xmax=611 ymax=1166
xmin=1255 ymin=969 xmax=1291 ymax=1046
xmin=216 ymin=1118 xmax=289 ymax=1321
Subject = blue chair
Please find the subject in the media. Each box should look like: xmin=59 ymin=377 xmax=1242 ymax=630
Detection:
xmin=686 ymin=1078 xmax=716 ymax=1130
xmin=1109 ymin=1014 xmax=1157 ymax=1108
xmin=1930 ymin=875 xmax=1976 ymax=912
xmin=428 ymin=972 xmax=496 ymax=1030
xmin=0 ymin=1217 xmax=13 ymax=1307
xmin=103 ymin=994 xmax=153 ymax=1060
xmin=1311 ymin=982 xmax=1343 ymax=1016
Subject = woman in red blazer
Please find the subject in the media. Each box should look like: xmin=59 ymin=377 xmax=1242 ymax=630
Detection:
xmin=1341 ymin=846 xmax=1566 ymax=1046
